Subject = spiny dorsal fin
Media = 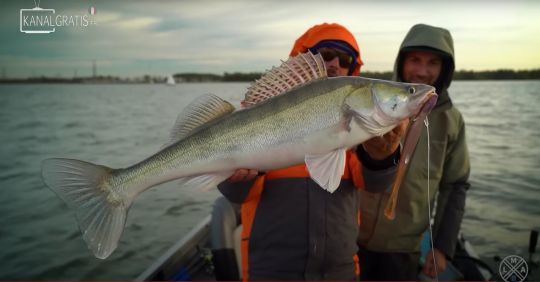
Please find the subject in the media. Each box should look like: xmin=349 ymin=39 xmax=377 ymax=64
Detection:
xmin=168 ymin=94 xmax=235 ymax=144
xmin=242 ymin=51 xmax=327 ymax=107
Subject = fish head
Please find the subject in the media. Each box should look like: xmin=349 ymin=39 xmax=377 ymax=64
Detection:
xmin=368 ymin=81 xmax=437 ymax=220
xmin=370 ymin=80 xmax=437 ymax=122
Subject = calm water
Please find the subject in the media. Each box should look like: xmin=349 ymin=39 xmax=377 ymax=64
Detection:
xmin=0 ymin=81 xmax=539 ymax=279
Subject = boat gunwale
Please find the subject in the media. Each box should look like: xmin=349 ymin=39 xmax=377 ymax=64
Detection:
xmin=135 ymin=215 xmax=211 ymax=281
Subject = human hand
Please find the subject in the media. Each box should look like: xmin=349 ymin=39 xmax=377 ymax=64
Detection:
xmin=362 ymin=119 xmax=409 ymax=160
xmin=422 ymin=248 xmax=447 ymax=278
xmin=228 ymin=169 xmax=258 ymax=182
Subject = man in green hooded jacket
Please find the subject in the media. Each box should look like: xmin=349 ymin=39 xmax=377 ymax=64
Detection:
xmin=357 ymin=23 xmax=470 ymax=280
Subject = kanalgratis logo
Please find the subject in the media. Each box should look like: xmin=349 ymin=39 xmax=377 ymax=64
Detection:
xmin=20 ymin=0 xmax=97 ymax=34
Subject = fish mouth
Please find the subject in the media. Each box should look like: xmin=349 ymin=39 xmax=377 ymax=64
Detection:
xmin=412 ymin=90 xmax=437 ymax=119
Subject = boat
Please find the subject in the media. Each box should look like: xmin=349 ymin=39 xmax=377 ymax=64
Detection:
xmin=166 ymin=74 xmax=176 ymax=86
xmin=136 ymin=215 xmax=214 ymax=281
xmin=136 ymin=214 xmax=496 ymax=281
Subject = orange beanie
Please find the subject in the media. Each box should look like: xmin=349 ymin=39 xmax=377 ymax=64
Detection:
xmin=289 ymin=23 xmax=363 ymax=75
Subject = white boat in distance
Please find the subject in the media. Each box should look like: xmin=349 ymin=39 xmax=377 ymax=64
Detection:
xmin=166 ymin=74 xmax=176 ymax=85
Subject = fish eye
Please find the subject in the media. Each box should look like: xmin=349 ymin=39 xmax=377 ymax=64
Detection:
xmin=408 ymin=87 xmax=416 ymax=95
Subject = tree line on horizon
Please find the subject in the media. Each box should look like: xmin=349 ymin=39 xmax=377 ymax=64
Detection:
xmin=176 ymin=68 xmax=540 ymax=82
xmin=1 ymin=69 xmax=539 ymax=83
xmin=362 ymin=69 xmax=540 ymax=80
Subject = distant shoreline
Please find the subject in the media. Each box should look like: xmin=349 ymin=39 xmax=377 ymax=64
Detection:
xmin=1 ymin=69 xmax=539 ymax=83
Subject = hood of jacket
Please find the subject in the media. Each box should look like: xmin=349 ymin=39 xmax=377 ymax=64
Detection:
xmin=393 ymin=23 xmax=455 ymax=109
xmin=289 ymin=23 xmax=363 ymax=76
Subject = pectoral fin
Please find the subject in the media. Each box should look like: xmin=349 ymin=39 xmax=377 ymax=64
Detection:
xmin=305 ymin=149 xmax=346 ymax=193
xmin=350 ymin=109 xmax=394 ymax=137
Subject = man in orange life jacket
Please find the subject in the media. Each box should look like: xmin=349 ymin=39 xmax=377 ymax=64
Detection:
xmin=217 ymin=23 xmax=407 ymax=280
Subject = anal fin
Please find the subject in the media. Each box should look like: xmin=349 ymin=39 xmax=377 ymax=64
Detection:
xmin=178 ymin=171 xmax=234 ymax=192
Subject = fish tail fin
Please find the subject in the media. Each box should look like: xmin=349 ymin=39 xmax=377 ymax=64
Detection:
xmin=41 ymin=158 xmax=130 ymax=259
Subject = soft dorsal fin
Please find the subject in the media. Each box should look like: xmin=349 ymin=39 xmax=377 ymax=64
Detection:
xmin=241 ymin=51 xmax=327 ymax=107
xmin=168 ymin=94 xmax=235 ymax=144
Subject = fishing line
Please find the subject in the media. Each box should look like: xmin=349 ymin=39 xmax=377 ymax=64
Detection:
xmin=425 ymin=116 xmax=439 ymax=281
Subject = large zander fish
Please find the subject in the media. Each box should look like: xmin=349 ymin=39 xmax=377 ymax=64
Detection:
xmin=42 ymin=52 xmax=437 ymax=259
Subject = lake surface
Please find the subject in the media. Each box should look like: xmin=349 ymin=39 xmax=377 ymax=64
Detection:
xmin=0 ymin=81 xmax=539 ymax=279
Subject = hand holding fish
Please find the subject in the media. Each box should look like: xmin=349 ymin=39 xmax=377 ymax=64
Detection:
xmin=228 ymin=169 xmax=258 ymax=182
xmin=362 ymin=119 xmax=409 ymax=160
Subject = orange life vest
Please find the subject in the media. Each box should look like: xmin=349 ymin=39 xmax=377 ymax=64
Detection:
xmin=239 ymin=149 xmax=364 ymax=280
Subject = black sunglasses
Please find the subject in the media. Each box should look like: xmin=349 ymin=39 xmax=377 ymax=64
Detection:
xmin=316 ymin=47 xmax=354 ymax=68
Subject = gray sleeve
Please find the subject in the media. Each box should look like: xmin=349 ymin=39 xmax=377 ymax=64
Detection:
xmin=433 ymin=115 xmax=470 ymax=259
xmin=362 ymin=164 xmax=398 ymax=193
xmin=357 ymin=145 xmax=400 ymax=193
xmin=433 ymin=181 xmax=469 ymax=258
xmin=217 ymin=179 xmax=256 ymax=204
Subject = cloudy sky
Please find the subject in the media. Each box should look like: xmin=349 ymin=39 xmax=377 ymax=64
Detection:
xmin=1 ymin=0 xmax=539 ymax=78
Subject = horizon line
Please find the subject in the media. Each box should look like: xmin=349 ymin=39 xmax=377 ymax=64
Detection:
xmin=2 ymin=67 xmax=540 ymax=80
